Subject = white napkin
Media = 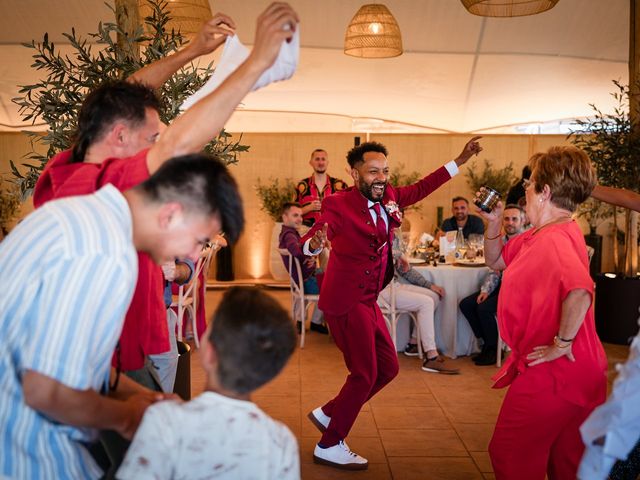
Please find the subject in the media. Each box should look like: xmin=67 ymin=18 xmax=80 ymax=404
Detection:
xmin=419 ymin=233 xmax=434 ymax=244
xmin=181 ymin=29 xmax=300 ymax=111
xmin=439 ymin=231 xmax=456 ymax=257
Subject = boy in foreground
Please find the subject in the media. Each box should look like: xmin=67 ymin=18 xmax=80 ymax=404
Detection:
xmin=117 ymin=287 xmax=300 ymax=479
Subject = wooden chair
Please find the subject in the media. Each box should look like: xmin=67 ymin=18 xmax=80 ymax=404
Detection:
xmin=171 ymin=246 xmax=215 ymax=349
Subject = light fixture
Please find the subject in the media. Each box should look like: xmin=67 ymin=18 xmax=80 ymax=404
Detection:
xmin=139 ymin=0 xmax=212 ymax=39
xmin=344 ymin=4 xmax=403 ymax=59
xmin=460 ymin=0 xmax=560 ymax=17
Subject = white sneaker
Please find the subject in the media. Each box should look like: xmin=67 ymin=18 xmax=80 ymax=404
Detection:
xmin=313 ymin=441 xmax=368 ymax=470
xmin=307 ymin=407 xmax=330 ymax=433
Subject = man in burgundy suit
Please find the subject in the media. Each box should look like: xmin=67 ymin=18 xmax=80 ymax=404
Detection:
xmin=302 ymin=138 xmax=482 ymax=470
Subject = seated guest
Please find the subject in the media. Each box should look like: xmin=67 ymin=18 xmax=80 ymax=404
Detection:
xmin=117 ymin=287 xmax=299 ymax=480
xmin=279 ymin=202 xmax=327 ymax=334
xmin=380 ymin=232 xmax=459 ymax=375
xmin=459 ymin=204 xmax=525 ymax=365
xmin=440 ymin=196 xmax=485 ymax=238
xmin=0 ymin=154 xmax=244 ymax=479
xmin=155 ymin=258 xmax=195 ymax=393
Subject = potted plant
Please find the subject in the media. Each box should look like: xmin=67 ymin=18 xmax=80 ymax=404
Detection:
xmin=571 ymin=80 xmax=640 ymax=345
xmin=255 ymin=177 xmax=296 ymax=281
xmin=0 ymin=179 xmax=21 ymax=241
xmin=9 ymin=0 xmax=248 ymax=198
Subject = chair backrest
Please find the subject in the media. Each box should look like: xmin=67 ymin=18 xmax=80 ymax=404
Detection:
xmin=278 ymin=248 xmax=306 ymax=301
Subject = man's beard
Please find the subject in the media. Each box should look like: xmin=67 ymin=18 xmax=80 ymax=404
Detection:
xmin=455 ymin=213 xmax=467 ymax=222
xmin=358 ymin=179 xmax=386 ymax=202
xmin=314 ymin=167 xmax=326 ymax=174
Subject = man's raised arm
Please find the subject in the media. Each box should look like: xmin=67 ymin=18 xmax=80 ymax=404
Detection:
xmin=147 ymin=2 xmax=299 ymax=173
xmin=128 ymin=13 xmax=235 ymax=89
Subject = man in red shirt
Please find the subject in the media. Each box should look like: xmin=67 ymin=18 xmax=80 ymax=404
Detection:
xmin=34 ymin=3 xmax=298 ymax=383
xmin=294 ymin=149 xmax=348 ymax=227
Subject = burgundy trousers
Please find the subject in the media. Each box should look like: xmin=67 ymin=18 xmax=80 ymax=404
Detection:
xmin=320 ymin=301 xmax=399 ymax=446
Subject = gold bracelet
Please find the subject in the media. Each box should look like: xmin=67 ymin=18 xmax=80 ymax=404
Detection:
xmin=553 ymin=335 xmax=573 ymax=348
xmin=485 ymin=233 xmax=501 ymax=240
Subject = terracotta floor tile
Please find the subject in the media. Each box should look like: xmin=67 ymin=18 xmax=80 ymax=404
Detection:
xmin=301 ymin=462 xmax=392 ymax=480
xmin=454 ymin=424 xmax=495 ymax=452
xmin=388 ymin=457 xmax=483 ymax=480
xmin=372 ymin=405 xmax=452 ymax=430
xmin=441 ymin=401 xmax=501 ymax=424
xmin=380 ymin=428 xmax=467 ymax=457
xmin=470 ymin=451 xmax=493 ymax=473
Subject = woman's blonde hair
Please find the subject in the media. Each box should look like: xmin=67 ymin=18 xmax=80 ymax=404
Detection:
xmin=529 ymin=146 xmax=596 ymax=212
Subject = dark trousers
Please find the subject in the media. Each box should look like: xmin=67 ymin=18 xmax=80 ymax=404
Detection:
xmin=459 ymin=289 xmax=499 ymax=349
xmin=98 ymin=358 xmax=163 ymax=479
xmin=320 ymin=302 xmax=399 ymax=446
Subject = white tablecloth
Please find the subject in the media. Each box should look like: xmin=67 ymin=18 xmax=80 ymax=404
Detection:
xmin=395 ymin=264 xmax=490 ymax=358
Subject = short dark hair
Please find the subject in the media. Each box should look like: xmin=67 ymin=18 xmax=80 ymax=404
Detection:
xmin=136 ymin=153 xmax=244 ymax=243
xmin=504 ymin=203 xmax=524 ymax=213
xmin=71 ymin=81 xmax=161 ymax=163
xmin=452 ymin=196 xmax=469 ymax=205
xmin=522 ymin=165 xmax=532 ymax=179
xmin=346 ymin=141 xmax=388 ymax=168
xmin=208 ymin=287 xmax=296 ymax=394
xmin=281 ymin=202 xmax=300 ymax=216
xmin=310 ymin=149 xmax=326 ymax=157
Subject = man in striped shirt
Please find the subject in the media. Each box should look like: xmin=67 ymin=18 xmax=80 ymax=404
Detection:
xmin=0 ymin=154 xmax=243 ymax=479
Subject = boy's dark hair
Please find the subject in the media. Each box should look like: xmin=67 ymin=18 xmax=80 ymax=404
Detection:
xmin=281 ymin=202 xmax=300 ymax=216
xmin=346 ymin=141 xmax=388 ymax=168
xmin=208 ymin=287 xmax=296 ymax=394
xmin=71 ymin=81 xmax=161 ymax=163
xmin=136 ymin=153 xmax=244 ymax=243
xmin=452 ymin=196 xmax=469 ymax=205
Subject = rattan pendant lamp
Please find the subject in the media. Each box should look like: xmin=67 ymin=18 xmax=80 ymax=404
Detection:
xmin=461 ymin=0 xmax=560 ymax=17
xmin=344 ymin=4 xmax=403 ymax=58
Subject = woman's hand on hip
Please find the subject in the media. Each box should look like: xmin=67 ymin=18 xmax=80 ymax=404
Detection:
xmin=526 ymin=343 xmax=575 ymax=366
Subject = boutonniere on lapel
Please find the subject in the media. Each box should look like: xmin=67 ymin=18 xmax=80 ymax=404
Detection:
xmin=384 ymin=201 xmax=402 ymax=225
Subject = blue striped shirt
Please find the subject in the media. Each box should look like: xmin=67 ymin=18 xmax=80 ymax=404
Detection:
xmin=0 ymin=185 xmax=138 ymax=479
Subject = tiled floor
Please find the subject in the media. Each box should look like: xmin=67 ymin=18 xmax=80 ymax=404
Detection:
xmin=189 ymin=286 xmax=630 ymax=480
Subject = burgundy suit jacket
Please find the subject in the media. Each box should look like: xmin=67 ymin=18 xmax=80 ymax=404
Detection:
xmin=302 ymin=165 xmax=452 ymax=316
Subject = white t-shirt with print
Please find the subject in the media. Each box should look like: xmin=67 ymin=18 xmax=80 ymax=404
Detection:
xmin=117 ymin=391 xmax=300 ymax=480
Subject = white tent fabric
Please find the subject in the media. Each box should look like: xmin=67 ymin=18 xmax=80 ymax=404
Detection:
xmin=0 ymin=0 xmax=629 ymax=133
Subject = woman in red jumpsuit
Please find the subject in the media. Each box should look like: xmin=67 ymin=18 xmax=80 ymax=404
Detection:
xmin=480 ymin=146 xmax=607 ymax=479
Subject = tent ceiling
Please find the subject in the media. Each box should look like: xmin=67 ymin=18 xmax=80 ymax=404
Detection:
xmin=0 ymin=0 xmax=629 ymax=133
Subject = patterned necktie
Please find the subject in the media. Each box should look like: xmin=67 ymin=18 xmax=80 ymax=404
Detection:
xmin=371 ymin=203 xmax=388 ymax=245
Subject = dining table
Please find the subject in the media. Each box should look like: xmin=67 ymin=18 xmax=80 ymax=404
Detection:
xmin=394 ymin=262 xmax=491 ymax=358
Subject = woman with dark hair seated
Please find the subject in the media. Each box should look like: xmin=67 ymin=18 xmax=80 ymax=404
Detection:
xmin=479 ymin=146 xmax=607 ymax=480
